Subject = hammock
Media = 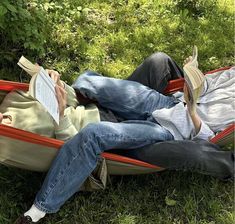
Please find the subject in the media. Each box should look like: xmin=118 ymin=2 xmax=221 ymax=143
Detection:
xmin=0 ymin=67 xmax=234 ymax=174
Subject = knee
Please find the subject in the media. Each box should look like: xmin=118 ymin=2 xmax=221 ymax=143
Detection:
xmin=79 ymin=70 xmax=101 ymax=81
xmin=79 ymin=123 xmax=101 ymax=140
xmin=65 ymin=123 xmax=103 ymax=156
xmin=80 ymin=122 xmax=112 ymax=144
xmin=75 ymin=70 xmax=100 ymax=85
xmin=74 ymin=71 xmax=101 ymax=98
xmin=146 ymin=52 xmax=170 ymax=66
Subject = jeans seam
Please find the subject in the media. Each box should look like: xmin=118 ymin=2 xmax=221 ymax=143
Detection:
xmin=35 ymin=140 xmax=94 ymax=213
xmin=98 ymin=133 xmax=157 ymax=146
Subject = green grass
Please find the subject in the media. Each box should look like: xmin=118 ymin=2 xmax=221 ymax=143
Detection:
xmin=0 ymin=167 xmax=234 ymax=224
xmin=0 ymin=0 xmax=234 ymax=223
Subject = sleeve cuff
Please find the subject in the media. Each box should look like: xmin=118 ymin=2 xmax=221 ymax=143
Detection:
xmin=62 ymin=82 xmax=78 ymax=107
xmin=192 ymin=121 xmax=215 ymax=140
xmin=55 ymin=115 xmax=72 ymax=131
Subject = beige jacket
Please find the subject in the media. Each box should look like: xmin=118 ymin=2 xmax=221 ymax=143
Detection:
xmin=0 ymin=83 xmax=108 ymax=191
xmin=0 ymin=83 xmax=100 ymax=140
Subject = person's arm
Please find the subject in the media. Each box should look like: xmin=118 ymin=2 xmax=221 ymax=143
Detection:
xmin=47 ymin=69 xmax=78 ymax=107
xmin=0 ymin=113 xmax=3 ymax=123
xmin=183 ymin=84 xmax=201 ymax=133
xmin=54 ymin=85 xmax=78 ymax=141
xmin=184 ymin=84 xmax=215 ymax=140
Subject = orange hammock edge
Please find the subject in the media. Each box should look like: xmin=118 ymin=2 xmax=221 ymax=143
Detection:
xmin=0 ymin=66 xmax=233 ymax=171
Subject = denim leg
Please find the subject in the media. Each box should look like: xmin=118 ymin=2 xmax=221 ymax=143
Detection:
xmin=34 ymin=121 xmax=173 ymax=213
xmin=72 ymin=72 xmax=177 ymax=120
xmin=127 ymin=52 xmax=184 ymax=93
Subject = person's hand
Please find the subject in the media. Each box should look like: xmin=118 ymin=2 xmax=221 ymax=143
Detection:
xmin=47 ymin=69 xmax=64 ymax=89
xmin=55 ymin=85 xmax=67 ymax=119
xmin=0 ymin=113 xmax=3 ymax=124
xmin=183 ymin=83 xmax=196 ymax=115
xmin=183 ymin=55 xmax=198 ymax=67
xmin=183 ymin=83 xmax=202 ymax=134
xmin=183 ymin=56 xmax=193 ymax=66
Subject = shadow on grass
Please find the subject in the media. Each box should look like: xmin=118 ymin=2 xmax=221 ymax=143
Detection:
xmin=0 ymin=165 xmax=233 ymax=224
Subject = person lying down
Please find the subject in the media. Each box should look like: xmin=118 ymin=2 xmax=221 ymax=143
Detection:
xmin=13 ymin=63 xmax=235 ymax=223
xmin=0 ymin=58 xmax=234 ymax=183
xmin=0 ymin=65 xmax=234 ymax=142
xmin=0 ymin=52 xmax=234 ymax=224
xmin=0 ymin=70 xmax=97 ymax=141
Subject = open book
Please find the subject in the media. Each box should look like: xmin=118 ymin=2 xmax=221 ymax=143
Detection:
xmin=183 ymin=46 xmax=205 ymax=106
xmin=17 ymin=56 xmax=60 ymax=124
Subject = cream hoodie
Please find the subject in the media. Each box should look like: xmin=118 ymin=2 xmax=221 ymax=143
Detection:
xmin=0 ymin=83 xmax=100 ymax=141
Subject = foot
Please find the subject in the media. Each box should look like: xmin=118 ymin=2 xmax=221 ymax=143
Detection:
xmin=14 ymin=215 xmax=38 ymax=224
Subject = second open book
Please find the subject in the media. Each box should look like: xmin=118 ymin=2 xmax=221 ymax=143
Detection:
xmin=183 ymin=46 xmax=205 ymax=106
xmin=17 ymin=56 xmax=60 ymax=124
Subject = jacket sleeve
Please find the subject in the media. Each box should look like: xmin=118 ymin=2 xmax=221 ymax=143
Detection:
xmin=54 ymin=115 xmax=78 ymax=141
xmin=62 ymin=82 xmax=79 ymax=107
xmin=192 ymin=120 xmax=215 ymax=141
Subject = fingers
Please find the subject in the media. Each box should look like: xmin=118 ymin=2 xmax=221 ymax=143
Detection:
xmin=47 ymin=69 xmax=61 ymax=83
xmin=0 ymin=113 xmax=3 ymax=123
xmin=55 ymin=85 xmax=67 ymax=117
xmin=47 ymin=69 xmax=65 ymax=89
xmin=55 ymin=85 xmax=67 ymax=104
xmin=183 ymin=56 xmax=193 ymax=66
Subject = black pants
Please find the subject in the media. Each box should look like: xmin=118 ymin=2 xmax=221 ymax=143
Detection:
xmin=127 ymin=52 xmax=183 ymax=92
xmin=110 ymin=52 xmax=234 ymax=180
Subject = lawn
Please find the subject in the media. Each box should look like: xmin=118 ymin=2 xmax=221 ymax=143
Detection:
xmin=0 ymin=0 xmax=234 ymax=223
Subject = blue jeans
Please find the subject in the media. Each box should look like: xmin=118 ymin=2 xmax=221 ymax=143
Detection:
xmin=34 ymin=72 xmax=176 ymax=213
xmin=72 ymin=71 xmax=178 ymax=120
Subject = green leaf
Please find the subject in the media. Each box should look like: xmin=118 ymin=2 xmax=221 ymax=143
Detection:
xmin=82 ymin=8 xmax=90 ymax=16
xmin=165 ymin=196 xmax=177 ymax=206
xmin=0 ymin=5 xmax=7 ymax=17
xmin=4 ymin=3 xmax=17 ymax=13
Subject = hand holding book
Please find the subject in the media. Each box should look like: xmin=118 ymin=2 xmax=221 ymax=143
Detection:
xmin=55 ymin=85 xmax=67 ymax=118
xmin=183 ymin=83 xmax=196 ymax=114
xmin=183 ymin=46 xmax=205 ymax=107
xmin=47 ymin=69 xmax=65 ymax=89
xmin=17 ymin=56 xmax=60 ymax=124
xmin=183 ymin=46 xmax=204 ymax=134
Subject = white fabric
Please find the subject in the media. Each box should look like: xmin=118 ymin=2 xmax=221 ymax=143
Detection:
xmin=24 ymin=204 xmax=46 ymax=222
xmin=152 ymin=67 xmax=235 ymax=140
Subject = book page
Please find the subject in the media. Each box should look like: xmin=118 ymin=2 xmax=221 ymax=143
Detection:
xmin=34 ymin=68 xmax=60 ymax=124
xmin=191 ymin=45 xmax=198 ymax=67
xmin=17 ymin=56 xmax=40 ymax=76
xmin=183 ymin=46 xmax=205 ymax=105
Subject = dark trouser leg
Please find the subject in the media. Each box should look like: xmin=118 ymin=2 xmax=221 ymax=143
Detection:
xmin=111 ymin=140 xmax=234 ymax=180
xmin=127 ymin=52 xmax=184 ymax=93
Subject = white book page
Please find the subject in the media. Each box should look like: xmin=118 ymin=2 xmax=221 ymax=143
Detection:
xmin=35 ymin=68 xmax=60 ymax=124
